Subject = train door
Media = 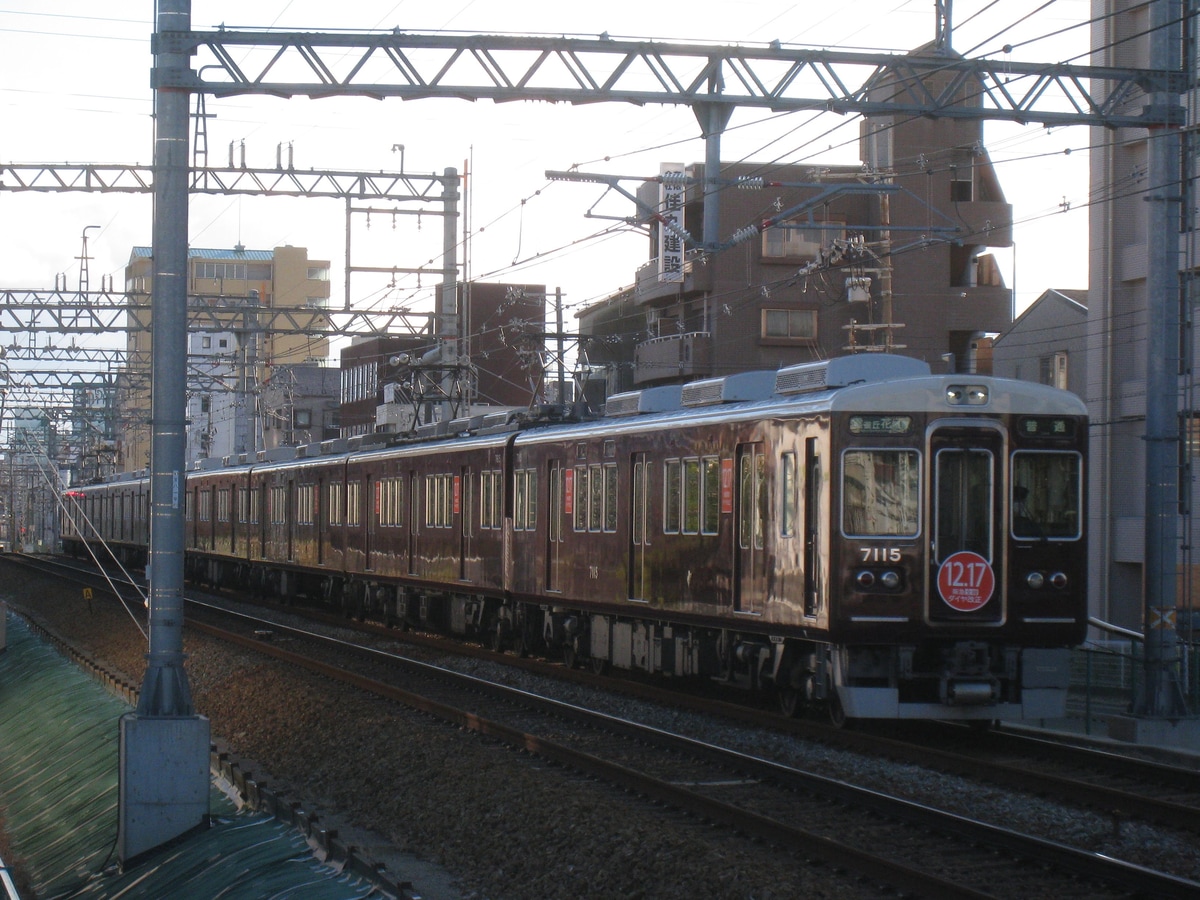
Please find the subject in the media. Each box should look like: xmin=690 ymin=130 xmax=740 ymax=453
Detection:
xmin=547 ymin=459 xmax=564 ymax=592
xmin=408 ymin=470 xmax=419 ymax=575
xmin=628 ymin=453 xmax=649 ymax=601
xmin=735 ymin=442 xmax=767 ymax=614
xmin=189 ymin=486 xmax=199 ymax=549
xmin=803 ymin=437 xmax=822 ymax=617
xmin=927 ymin=424 xmax=1005 ymax=624
xmin=316 ymin=475 xmax=325 ymax=566
xmin=286 ymin=479 xmax=295 ymax=561
xmin=459 ymin=467 xmax=471 ymax=581
xmin=365 ymin=475 xmax=376 ymax=571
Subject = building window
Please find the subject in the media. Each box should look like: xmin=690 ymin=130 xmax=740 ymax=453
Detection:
xmin=294 ymin=409 xmax=312 ymax=429
xmin=762 ymin=308 xmax=817 ymax=343
xmin=308 ymin=266 xmax=330 ymax=281
xmin=762 ymin=220 xmax=844 ymax=260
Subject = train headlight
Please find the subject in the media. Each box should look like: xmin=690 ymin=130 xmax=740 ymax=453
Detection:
xmin=856 ymin=570 xmax=876 ymax=588
xmin=879 ymin=570 xmax=901 ymax=590
xmin=946 ymin=384 xmax=989 ymax=405
xmin=1026 ymin=571 xmax=1045 ymax=589
xmin=1049 ymin=572 xmax=1068 ymax=590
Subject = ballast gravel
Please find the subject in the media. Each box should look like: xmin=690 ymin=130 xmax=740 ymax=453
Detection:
xmin=5 ymin=563 xmax=1199 ymax=899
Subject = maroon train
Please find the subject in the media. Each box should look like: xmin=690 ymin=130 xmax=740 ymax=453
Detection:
xmin=62 ymin=354 xmax=1088 ymax=722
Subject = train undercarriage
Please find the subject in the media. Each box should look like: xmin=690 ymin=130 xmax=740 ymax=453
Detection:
xmin=177 ymin=554 xmax=1069 ymax=724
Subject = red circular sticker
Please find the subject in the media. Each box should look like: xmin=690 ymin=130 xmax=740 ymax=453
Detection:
xmin=937 ymin=551 xmax=995 ymax=612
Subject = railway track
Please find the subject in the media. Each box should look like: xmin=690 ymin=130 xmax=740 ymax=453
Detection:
xmin=10 ymin=553 xmax=1200 ymax=899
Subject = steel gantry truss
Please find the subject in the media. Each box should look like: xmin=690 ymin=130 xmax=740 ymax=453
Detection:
xmin=154 ymin=29 xmax=1173 ymax=129
xmin=0 ymin=289 xmax=434 ymax=337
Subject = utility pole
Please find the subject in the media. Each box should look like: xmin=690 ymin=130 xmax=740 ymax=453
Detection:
xmin=438 ymin=167 xmax=460 ymax=423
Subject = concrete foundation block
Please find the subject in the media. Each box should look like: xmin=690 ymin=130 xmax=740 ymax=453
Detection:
xmin=1107 ymin=714 xmax=1200 ymax=752
xmin=118 ymin=712 xmax=211 ymax=866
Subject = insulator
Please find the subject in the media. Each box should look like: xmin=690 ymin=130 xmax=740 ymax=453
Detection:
xmin=659 ymin=171 xmax=689 ymax=185
xmin=729 ymin=225 xmax=759 ymax=245
xmin=736 ymin=176 xmax=763 ymax=190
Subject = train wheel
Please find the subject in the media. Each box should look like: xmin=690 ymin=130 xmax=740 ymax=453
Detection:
xmin=827 ymin=692 xmax=847 ymax=728
xmin=778 ymin=687 xmax=801 ymax=718
xmin=490 ymin=619 xmax=508 ymax=653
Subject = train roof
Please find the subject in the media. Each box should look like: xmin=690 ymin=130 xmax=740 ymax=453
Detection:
xmin=79 ymin=356 xmax=1087 ymax=489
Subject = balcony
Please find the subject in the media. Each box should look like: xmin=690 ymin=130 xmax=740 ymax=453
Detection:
xmin=634 ymin=250 xmax=711 ymax=306
xmin=634 ymin=332 xmax=712 ymax=385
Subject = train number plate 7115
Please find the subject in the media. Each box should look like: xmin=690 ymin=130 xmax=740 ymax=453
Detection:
xmin=860 ymin=547 xmax=901 ymax=563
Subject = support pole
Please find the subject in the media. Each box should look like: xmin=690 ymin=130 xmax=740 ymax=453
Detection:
xmin=1133 ymin=0 xmax=1190 ymax=718
xmin=119 ymin=0 xmax=210 ymax=866
xmin=438 ymin=167 xmax=460 ymax=422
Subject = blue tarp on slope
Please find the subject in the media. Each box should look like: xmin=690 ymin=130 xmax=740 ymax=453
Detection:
xmin=0 ymin=611 xmax=383 ymax=899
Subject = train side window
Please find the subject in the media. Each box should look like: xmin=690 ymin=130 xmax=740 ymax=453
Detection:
xmin=842 ymin=449 xmax=920 ymax=537
xmin=297 ymin=485 xmax=315 ymax=525
xmin=270 ymin=485 xmax=287 ymax=525
xmin=663 ymin=459 xmax=681 ymax=534
xmin=378 ymin=477 xmax=402 ymax=527
xmin=682 ymin=458 xmax=701 ymax=534
xmin=527 ymin=469 xmax=538 ymax=530
xmin=702 ymin=457 xmax=720 ymax=535
xmin=588 ymin=464 xmax=603 ymax=531
xmin=347 ymin=481 xmax=361 ymax=527
xmin=514 ymin=469 xmax=537 ymax=531
xmin=485 ymin=470 xmax=504 ymax=529
xmin=738 ymin=451 xmax=766 ymax=550
xmin=426 ymin=474 xmax=452 ymax=528
xmin=780 ymin=452 xmax=797 ymax=537
xmin=603 ymin=463 xmax=618 ymax=532
xmin=573 ymin=466 xmax=588 ymax=531
xmin=327 ymin=482 xmax=343 ymax=526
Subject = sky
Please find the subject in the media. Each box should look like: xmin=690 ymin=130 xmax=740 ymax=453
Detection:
xmin=0 ymin=1 xmax=1094 ymax=364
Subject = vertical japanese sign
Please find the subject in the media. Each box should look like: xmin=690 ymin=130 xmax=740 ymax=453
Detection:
xmin=658 ymin=163 xmax=685 ymax=283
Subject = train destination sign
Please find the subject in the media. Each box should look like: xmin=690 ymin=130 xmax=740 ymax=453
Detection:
xmin=849 ymin=415 xmax=912 ymax=435
xmin=937 ymin=551 xmax=995 ymax=612
xmin=1017 ymin=416 xmax=1076 ymax=438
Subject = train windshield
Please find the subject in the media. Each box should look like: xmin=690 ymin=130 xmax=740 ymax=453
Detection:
xmin=841 ymin=449 xmax=920 ymax=536
xmin=1011 ymin=451 xmax=1082 ymax=540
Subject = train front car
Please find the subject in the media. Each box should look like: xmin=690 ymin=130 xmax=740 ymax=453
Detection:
xmin=825 ymin=370 xmax=1087 ymax=722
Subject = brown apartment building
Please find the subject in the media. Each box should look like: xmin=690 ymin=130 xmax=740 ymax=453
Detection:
xmin=578 ymin=48 xmax=1013 ymax=391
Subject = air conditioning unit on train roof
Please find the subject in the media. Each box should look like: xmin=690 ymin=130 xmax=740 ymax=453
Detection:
xmin=775 ymin=354 xmax=931 ymax=396
xmin=605 ymin=384 xmax=684 ymax=417
xmin=680 ymin=370 xmax=777 ymax=407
